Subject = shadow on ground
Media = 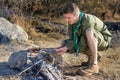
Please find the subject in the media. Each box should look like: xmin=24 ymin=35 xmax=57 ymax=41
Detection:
xmin=0 ymin=62 xmax=20 ymax=76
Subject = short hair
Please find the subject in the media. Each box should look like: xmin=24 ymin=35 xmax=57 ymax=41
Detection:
xmin=63 ymin=3 xmax=80 ymax=14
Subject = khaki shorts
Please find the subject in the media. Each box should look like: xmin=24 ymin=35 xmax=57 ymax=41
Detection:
xmin=93 ymin=29 xmax=109 ymax=51
xmin=62 ymin=29 xmax=109 ymax=53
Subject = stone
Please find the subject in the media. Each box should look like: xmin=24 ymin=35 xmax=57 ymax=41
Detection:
xmin=0 ymin=17 xmax=28 ymax=44
xmin=8 ymin=50 xmax=27 ymax=69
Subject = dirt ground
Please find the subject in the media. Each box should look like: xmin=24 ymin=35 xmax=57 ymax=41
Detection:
xmin=0 ymin=33 xmax=120 ymax=80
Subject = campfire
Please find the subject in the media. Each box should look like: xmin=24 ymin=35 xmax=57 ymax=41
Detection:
xmin=8 ymin=48 xmax=63 ymax=80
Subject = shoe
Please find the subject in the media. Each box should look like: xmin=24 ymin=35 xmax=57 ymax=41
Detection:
xmin=77 ymin=64 xmax=99 ymax=76
xmin=81 ymin=62 xmax=89 ymax=66
xmin=81 ymin=53 xmax=101 ymax=67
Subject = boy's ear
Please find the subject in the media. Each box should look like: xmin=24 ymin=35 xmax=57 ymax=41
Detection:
xmin=74 ymin=12 xmax=79 ymax=17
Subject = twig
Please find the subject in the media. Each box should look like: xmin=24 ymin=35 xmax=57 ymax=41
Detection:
xmin=18 ymin=58 xmax=45 ymax=76
xmin=35 ymin=68 xmax=42 ymax=77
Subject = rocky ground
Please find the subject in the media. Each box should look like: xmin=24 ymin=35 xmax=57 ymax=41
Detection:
xmin=0 ymin=31 xmax=120 ymax=80
xmin=0 ymin=0 xmax=120 ymax=79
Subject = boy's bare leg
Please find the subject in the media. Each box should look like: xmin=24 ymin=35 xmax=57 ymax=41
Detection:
xmin=86 ymin=29 xmax=98 ymax=66
xmin=78 ymin=29 xmax=99 ymax=76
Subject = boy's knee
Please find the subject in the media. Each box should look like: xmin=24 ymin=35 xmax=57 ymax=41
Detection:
xmin=85 ymin=28 xmax=94 ymax=38
xmin=85 ymin=28 xmax=98 ymax=44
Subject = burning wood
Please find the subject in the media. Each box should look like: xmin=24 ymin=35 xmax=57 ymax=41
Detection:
xmin=8 ymin=48 xmax=63 ymax=80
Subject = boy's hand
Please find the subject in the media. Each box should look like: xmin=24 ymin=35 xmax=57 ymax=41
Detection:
xmin=56 ymin=46 xmax=68 ymax=55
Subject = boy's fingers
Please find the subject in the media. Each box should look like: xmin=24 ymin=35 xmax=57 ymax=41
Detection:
xmin=56 ymin=49 xmax=61 ymax=53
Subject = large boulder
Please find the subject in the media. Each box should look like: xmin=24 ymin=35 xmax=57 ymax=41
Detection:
xmin=0 ymin=17 xmax=28 ymax=44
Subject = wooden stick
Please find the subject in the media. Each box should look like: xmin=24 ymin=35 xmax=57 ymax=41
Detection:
xmin=18 ymin=58 xmax=45 ymax=76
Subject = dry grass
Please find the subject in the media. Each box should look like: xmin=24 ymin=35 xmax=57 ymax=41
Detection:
xmin=11 ymin=15 xmax=37 ymax=35
xmin=4 ymin=0 xmax=120 ymax=20
xmin=99 ymin=47 xmax=120 ymax=79
xmin=10 ymin=15 xmax=62 ymax=40
xmin=0 ymin=0 xmax=120 ymax=79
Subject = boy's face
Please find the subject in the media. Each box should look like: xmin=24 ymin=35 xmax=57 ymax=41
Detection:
xmin=64 ymin=12 xmax=79 ymax=25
